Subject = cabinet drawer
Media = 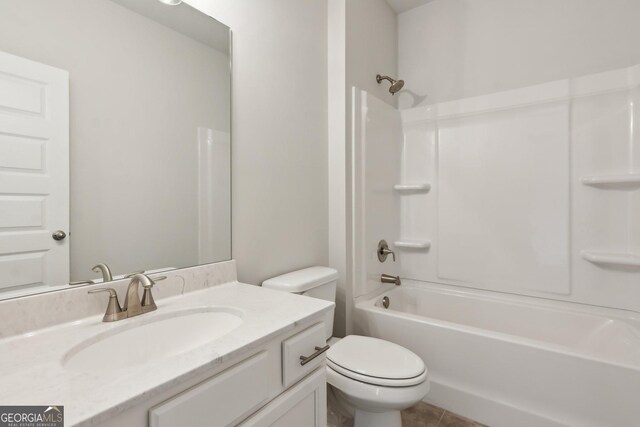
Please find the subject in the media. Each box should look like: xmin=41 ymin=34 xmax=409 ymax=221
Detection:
xmin=149 ymin=351 xmax=269 ymax=427
xmin=282 ymin=323 xmax=327 ymax=388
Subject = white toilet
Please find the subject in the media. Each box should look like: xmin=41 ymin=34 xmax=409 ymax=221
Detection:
xmin=263 ymin=266 xmax=429 ymax=427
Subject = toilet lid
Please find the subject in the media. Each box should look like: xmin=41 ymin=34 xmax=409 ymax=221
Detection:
xmin=327 ymin=336 xmax=426 ymax=386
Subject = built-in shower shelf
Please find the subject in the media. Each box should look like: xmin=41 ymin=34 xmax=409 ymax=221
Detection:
xmin=393 ymin=183 xmax=431 ymax=193
xmin=394 ymin=240 xmax=431 ymax=250
xmin=581 ymin=174 xmax=640 ymax=188
xmin=581 ymin=251 xmax=640 ymax=267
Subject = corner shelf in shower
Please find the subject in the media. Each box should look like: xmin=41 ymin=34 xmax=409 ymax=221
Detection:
xmin=393 ymin=183 xmax=431 ymax=193
xmin=581 ymin=251 xmax=640 ymax=267
xmin=394 ymin=240 xmax=431 ymax=250
xmin=581 ymin=174 xmax=640 ymax=189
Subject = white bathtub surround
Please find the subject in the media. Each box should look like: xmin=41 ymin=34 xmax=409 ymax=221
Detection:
xmin=354 ymin=281 xmax=640 ymax=427
xmin=353 ymin=63 xmax=640 ymax=313
xmin=351 ymin=88 xmax=403 ymax=299
xmin=393 ymin=241 xmax=431 ymax=250
xmin=0 ymin=267 xmax=333 ymax=426
xmin=350 ymin=67 xmax=640 ymax=425
xmin=0 ymin=260 xmax=238 ymax=338
xmin=399 ymin=63 xmax=640 ymax=312
xmin=393 ymin=183 xmax=430 ymax=193
xmin=197 ymin=127 xmax=232 ymax=264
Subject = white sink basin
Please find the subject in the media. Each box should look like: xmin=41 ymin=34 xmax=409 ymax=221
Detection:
xmin=63 ymin=307 xmax=243 ymax=373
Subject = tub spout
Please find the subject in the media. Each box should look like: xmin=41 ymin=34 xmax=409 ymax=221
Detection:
xmin=381 ymin=274 xmax=401 ymax=286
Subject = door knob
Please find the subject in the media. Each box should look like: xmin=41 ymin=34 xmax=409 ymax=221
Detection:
xmin=52 ymin=230 xmax=67 ymax=241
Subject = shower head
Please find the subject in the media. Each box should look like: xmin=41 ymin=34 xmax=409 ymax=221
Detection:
xmin=376 ymin=74 xmax=405 ymax=95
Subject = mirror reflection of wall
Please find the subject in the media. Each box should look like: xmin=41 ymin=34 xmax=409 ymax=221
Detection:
xmin=0 ymin=0 xmax=231 ymax=298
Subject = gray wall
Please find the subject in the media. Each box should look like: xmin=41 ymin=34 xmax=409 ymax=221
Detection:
xmin=347 ymin=0 xmax=399 ymax=108
xmin=2 ymin=0 xmax=332 ymax=289
xmin=327 ymin=0 xmax=397 ymax=336
xmin=398 ymin=0 xmax=640 ymax=107
xmin=0 ymin=0 xmax=231 ymax=280
xmin=188 ymin=0 xmax=329 ymax=286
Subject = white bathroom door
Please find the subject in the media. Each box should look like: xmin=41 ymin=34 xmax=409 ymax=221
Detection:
xmin=0 ymin=50 xmax=69 ymax=290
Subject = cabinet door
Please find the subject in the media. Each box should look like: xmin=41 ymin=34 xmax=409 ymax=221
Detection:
xmin=240 ymin=368 xmax=326 ymax=427
xmin=150 ymin=352 xmax=270 ymax=427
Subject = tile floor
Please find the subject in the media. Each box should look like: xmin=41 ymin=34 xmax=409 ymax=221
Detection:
xmin=401 ymin=402 xmax=489 ymax=427
xmin=328 ymin=401 xmax=489 ymax=427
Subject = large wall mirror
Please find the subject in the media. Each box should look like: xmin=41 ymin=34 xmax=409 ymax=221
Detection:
xmin=0 ymin=0 xmax=231 ymax=299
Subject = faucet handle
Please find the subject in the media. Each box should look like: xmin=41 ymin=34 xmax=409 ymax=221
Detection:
xmin=378 ymin=240 xmax=396 ymax=262
xmin=140 ymin=277 xmax=166 ymax=312
xmin=88 ymin=288 xmax=124 ymax=322
xmin=146 ymin=276 xmax=167 ymax=287
xmin=88 ymin=287 xmax=118 ymax=296
xmin=69 ymin=280 xmax=95 ymax=286
xmin=135 ymin=275 xmax=167 ymax=290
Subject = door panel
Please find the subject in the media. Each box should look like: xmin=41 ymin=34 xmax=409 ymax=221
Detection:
xmin=0 ymin=50 xmax=69 ymax=290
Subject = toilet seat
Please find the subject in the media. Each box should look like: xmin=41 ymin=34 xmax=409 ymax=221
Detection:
xmin=327 ymin=360 xmax=427 ymax=387
xmin=327 ymin=335 xmax=427 ymax=387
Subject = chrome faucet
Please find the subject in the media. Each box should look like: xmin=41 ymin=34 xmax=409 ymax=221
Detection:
xmin=92 ymin=263 xmax=113 ymax=282
xmin=88 ymin=273 xmax=166 ymax=322
xmin=381 ymin=274 xmax=401 ymax=286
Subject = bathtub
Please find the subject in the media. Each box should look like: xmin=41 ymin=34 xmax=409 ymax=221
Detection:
xmin=354 ymin=280 xmax=640 ymax=427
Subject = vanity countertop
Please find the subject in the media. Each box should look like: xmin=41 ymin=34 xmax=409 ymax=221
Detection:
xmin=0 ymin=282 xmax=334 ymax=426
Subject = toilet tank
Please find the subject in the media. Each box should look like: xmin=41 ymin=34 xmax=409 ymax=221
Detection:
xmin=262 ymin=266 xmax=338 ymax=340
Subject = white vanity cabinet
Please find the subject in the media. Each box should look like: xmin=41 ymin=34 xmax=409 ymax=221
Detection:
xmin=149 ymin=352 xmax=272 ymax=427
xmin=239 ymin=367 xmax=326 ymax=427
xmin=99 ymin=321 xmax=328 ymax=427
xmin=239 ymin=322 xmax=328 ymax=427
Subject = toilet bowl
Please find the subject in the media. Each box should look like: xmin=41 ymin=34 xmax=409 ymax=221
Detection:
xmin=325 ymin=335 xmax=429 ymax=427
xmin=262 ymin=267 xmax=430 ymax=427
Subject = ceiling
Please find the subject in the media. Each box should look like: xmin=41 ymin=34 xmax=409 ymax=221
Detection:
xmin=110 ymin=0 xmax=230 ymax=54
xmin=386 ymin=0 xmax=436 ymax=14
